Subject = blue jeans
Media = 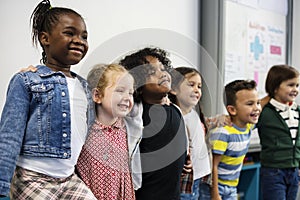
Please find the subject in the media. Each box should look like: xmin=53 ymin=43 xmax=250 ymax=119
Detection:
xmin=218 ymin=184 xmax=237 ymax=200
xmin=199 ymin=179 xmax=211 ymax=200
xmin=260 ymin=167 xmax=299 ymax=200
xmin=180 ymin=179 xmax=200 ymax=200
xmin=297 ymin=170 xmax=300 ymax=199
xmin=180 ymin=178 xmax=211 ymax=200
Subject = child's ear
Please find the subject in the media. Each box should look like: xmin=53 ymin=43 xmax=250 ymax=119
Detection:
xmin=92 ymin=88 xmax=102 ymax=104
xmin=226 ymin=105 xmax=237 ymax=116
xmin=39 ymin=32 xmax=50 ymax=46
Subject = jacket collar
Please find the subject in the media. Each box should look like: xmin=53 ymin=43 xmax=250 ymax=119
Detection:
xmin=35 ymin=65 xmax=77 ymax=78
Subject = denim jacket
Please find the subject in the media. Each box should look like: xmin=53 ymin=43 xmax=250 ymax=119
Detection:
xmin=0 ymin=65 xmax=95 ymax=195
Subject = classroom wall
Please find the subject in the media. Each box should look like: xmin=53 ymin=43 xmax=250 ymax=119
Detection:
xmin=0 ymin=0 xmax=199 ymax=114
xmin=292 ymin=0 xmax=300 ymax=69
xmin=200 ymin=0 xmax=295 ymax=115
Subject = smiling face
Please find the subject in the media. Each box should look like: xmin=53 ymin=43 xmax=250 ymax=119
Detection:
xmin=173 ymin=73 xmax=202 ymax=114
xmin=274 ymin=77 xmax=300 ymax=105
xmin=96 ymin=72 xmax=134 ymax=125
xmin=142 ymin=56 xmax=171 ymax=103
xmin=227 ymin=89 xmax=261 ymax=128
xmin=40 ymin=13 xmax=88 ymax=68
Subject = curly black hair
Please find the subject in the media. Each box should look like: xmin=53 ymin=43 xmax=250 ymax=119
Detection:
xmin=119 ymin=47 xmax=172 ymax=102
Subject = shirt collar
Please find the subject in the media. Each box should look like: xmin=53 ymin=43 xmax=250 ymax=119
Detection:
xmin=270 ymin=98 xmax=297 ymax=111
xmin=95 ymin=118 xmax=125 ymax=130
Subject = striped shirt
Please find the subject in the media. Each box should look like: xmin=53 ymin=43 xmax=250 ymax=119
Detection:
xmin=270 ymin=98 xmax=299 ymax=145
xmin=209 ymin=124 xmax=253 ymax=187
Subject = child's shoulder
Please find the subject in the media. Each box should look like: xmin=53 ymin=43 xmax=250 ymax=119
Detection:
xmin=17 ymin=65 xmax=49 ymax=77
xmin=209 ymin=123 xmax=253 ymax=135
xmin=165 ymin=103 xmax=182 ymax=115
xmin=208 ymin=125 xmax=229 ymax=135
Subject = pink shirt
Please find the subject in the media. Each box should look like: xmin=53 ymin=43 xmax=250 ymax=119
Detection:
xmin=77 ymin=118 xmax=135 ymax=200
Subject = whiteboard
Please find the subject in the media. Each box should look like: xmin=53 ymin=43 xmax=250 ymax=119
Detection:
xmin=224 ymin=0 xmax=288 ymax=98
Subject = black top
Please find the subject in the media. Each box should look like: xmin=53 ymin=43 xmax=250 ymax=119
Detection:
xmin=135 ymin=103 xmax=187 ymax=200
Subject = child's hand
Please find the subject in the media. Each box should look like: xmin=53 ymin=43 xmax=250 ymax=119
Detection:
xmin=206 ymin=114 xmax=232 ymax=129
xmin=182 ymin=153 xmax=192 ymax=173
xmin=215 ymin=114 xmax=232 ymax=127
xmin=160 ymin=95 xmax=171 ymax=106
xmin=19 ymin=65 xmax=37 ymax=73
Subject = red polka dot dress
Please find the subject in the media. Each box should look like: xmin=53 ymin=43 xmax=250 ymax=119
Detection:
xmin=77 ymin=118 xmax=135 ymax=200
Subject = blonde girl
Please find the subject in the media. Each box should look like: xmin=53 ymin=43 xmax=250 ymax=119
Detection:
xmin=77 ymin=64 xmax=136 ymax=200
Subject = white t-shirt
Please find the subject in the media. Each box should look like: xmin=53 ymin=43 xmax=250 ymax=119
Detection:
xmin=184 ymin=109 xmax=211 ymax=180
xmin=17 ymin=77 xmax=88 ymax=178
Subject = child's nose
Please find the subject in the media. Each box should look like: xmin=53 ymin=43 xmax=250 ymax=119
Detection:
xmin=159 ymin=71 xmax=167 ymax=78
xmin=193 ymin=86 xmax=199 ymax=93
xmin=123 ymin=92 xmax=132 ymax=100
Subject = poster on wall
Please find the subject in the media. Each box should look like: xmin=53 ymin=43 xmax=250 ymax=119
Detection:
xmin=224 ymin=0 xmax=287 ymax=97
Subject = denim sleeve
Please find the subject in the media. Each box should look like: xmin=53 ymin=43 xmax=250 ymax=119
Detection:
xmin=0 ymin=73 xmax=30 ymax=195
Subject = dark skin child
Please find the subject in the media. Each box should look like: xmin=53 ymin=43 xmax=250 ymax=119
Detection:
xmin=39 ymin=13 xmax=88 ymax=77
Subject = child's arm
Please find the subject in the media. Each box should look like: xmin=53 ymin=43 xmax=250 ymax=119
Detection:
xmin=0 ymin=74 xmax=30 ymax=195
xmin=260 ymin=95 xmax=270 ymax=109
xmin=206 ymin=96 xmax=270 ymax=130
xmin=211 ymin=153 xmax=222 ymax=200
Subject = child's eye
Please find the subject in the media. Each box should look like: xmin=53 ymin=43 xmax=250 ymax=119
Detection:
xmin=81 ymin=34 xmax=88 ymax=40
xmin=64 ymin=31 xmax=74 ymax=36
xmin=288 ymin=83 xmax=299 ymax=87
xmin=150 ymin=70 xmax=156 ymax=75
xmin=246 ymin=102 xmax=254 ymax=106
xmin=147 ymin=69 xmax=156 ymax=76
xmin=115 ymin=89 xmax=125 ymax=93
xmin=189 ymin=82 xmax=194 ymax=87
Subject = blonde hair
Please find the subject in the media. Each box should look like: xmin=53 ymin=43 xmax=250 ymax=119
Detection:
xmin=87 ymin=63 xmax=129 ymax=96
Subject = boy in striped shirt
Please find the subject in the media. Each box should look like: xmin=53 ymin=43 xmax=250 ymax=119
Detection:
xmin=209 ymin=80 xmax=261 ymax=200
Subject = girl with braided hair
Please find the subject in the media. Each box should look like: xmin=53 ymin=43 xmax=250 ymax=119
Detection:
xmin=0 ymin=0 xmax=96 ymax=199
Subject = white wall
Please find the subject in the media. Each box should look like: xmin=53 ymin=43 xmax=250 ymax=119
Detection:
xmin=292 ymin=0 xmax=300 ymax=68
xmin=0 ymin=0 xmax=199 ymax=114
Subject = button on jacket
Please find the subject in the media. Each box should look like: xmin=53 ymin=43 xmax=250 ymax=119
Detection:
xmin=0 ymin=65 xmax=94 ymax=195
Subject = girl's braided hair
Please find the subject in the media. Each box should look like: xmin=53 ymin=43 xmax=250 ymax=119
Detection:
xmin=30 ymin=0 xmax=83 ymax=64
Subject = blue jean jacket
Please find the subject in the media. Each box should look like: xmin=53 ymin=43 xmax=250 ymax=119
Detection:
xmin=0 ymin=65 xmax=95 ymax=195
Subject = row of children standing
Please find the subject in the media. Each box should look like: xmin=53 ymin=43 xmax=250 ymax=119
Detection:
xmin=74 ymin=55 xmax=300 ymax=200
xmin=0 ymin=0 xmax=188 ymax=198
xmin=85 ymin=62 xmax=300 ymax=200
xmin=0 ymin=1 xmax=209 ymax=199
xmin=172 ymin=65 xmax=300 ymax=200
xmin=207 ymin=64 xmax=300 ymax=200
xmin=1 ymin=1 xmax=300 ymax=200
